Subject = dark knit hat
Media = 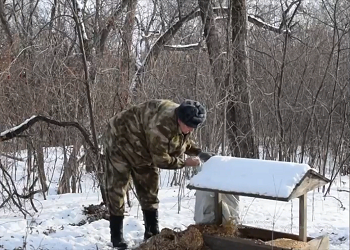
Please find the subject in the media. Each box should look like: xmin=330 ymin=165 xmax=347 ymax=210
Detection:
xmin=176 ymin=99 xmax=206 ymax=128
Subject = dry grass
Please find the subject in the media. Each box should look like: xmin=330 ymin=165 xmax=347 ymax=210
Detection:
xmin=265 ymin=238 xmax=310 ymax=249
xmin=134 ymin=220 xmax=239 ymax=250
xmin=133 ymin=221 xmax=316 ymax=250
xmin=136 ymin=225 xmax=204 ymax=250
xmin=193 ymin=219 xmax=239 ymax=238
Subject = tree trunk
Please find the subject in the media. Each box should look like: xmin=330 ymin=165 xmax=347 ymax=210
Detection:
xmin=198 ymin=0 xmax=225 ymax=87
xmin=36 ymin=141 xmax=48 ymax=198
xmin=198 ymin=0 xmax=227 ymax=156
xmin=98 ymin=154 xmax=108 ymax=205
xmin=119 ymin=0 xmax=137 ymax=105
xmin=198 ymin=0 xmax=256 ymax=158
xmin=58 ymin=144 xmax=70 ymax=194
xmin=57 ymin=142 xmax=80 ymax=194
xmin=83 ymin=143 xmax=94 ymax=173
xmin=227 ymin=0 xmax=256 ymax=158
xmin=35 ymin=128 xmax=48 ymax=198
xmin=26 ymin=141 xmax=33 ymax=190
xmin=0 ymin=0 xmax=13 ymax=44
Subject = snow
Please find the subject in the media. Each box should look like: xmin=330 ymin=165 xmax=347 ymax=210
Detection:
xmin=189 ymin=156 xmax=312 ymax=199
xmin=0 ymin=148 xmax=349 ymax=250
xmin=164 ymin=43 xmax=200 ymax=49
xmin=0 ymin=115 xmax=37 ymax=137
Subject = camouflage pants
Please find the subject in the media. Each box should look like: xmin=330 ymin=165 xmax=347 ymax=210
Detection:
xmin=104 ymin=149 xmax=160 ymax=216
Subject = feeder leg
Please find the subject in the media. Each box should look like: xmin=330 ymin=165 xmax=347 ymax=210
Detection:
xmin=299 ymin=194 xmax=307 ymax=242
xmin=214 ymin=192 xmax=222 ymax=225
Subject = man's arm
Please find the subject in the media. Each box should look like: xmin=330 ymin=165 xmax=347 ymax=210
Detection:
xmin=185 ymin=138 xmax=202 ymax=156
xmin=147 ymin=124 xmax=185 ymax=169
xmin=185 ymin=136 xmax=216 ymax=162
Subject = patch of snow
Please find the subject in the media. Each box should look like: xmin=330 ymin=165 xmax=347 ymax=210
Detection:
xmin=165 ymin=43 xmax=199 ymax=48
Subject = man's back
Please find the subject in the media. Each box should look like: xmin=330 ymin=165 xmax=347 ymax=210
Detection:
xmin=105 ymin=99 xmax=180 ymax=166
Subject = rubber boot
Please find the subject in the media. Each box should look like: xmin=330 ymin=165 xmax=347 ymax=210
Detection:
xmin=143 ymin=209 xmax=160 ymax=241
xmin=110 ymin=215 xmax=128 ymax=249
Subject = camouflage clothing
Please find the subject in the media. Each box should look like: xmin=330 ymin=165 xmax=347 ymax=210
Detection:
xmin=103 ymin=99 xmax=202 ymax=216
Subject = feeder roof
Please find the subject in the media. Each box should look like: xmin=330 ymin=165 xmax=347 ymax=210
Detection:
xmin=187 ymin=156 xmax=330 ymax=201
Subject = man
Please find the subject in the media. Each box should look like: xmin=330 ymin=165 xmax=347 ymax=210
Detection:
xmin=103 ymin=99 xmax=213 ymax=249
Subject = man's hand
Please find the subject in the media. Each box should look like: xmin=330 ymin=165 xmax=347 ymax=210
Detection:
xmin=185 ymin=157 xmax=201 ymax=167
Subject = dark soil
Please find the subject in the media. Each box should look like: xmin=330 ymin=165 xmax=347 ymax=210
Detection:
xmin=69 ymin=202 xmax=109 ymax=226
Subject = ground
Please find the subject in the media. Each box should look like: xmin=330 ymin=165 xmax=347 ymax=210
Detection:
xmin=0 ymin=148 xmax=349 ymax=250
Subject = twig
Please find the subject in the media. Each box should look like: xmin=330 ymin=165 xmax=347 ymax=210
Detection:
xmin=0 ymin=196 xmax=11 ymax=208
xmin=324 ymin=154 xmax=350 ymax=195
xmin=0 ymin=161 xmax=42 ymax=216
xmin=338 ymin=189 xmax=350 ymax=193
xmin=0 ymin=153 xmax=25 ymax=161
xmin=324 ymin=195 xmax=346 ymax=210
xmin=0 ymin=171 xmax=27 ymax=216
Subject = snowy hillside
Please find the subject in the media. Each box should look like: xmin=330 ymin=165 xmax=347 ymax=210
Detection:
xmin=0 ymin=147 xmax=349 ymax=250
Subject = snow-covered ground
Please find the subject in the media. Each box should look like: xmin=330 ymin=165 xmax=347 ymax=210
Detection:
xmin=0 ymin=148 xmax=349 ymax=250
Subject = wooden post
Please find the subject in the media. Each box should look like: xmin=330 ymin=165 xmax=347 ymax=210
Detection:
xmin=299 ymin=194 xmax=307 ymax=241
xmin=214 ymin=192 xmax=222 ymax=225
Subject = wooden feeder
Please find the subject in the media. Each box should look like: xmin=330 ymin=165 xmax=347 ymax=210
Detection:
xmin=187 ymin=156 xmax=331 ymax=250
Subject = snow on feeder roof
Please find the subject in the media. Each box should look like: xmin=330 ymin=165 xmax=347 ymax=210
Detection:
xmin=187 ymin=156 xmax=330 ymax=202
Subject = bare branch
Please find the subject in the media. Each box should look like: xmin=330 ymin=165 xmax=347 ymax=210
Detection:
xmin=212 ymin=7 xmax=290 ymax=34
xmin=0 ymin=196 xmax=11 ymax=208
xmin=164 ymin=43 xmax=202 ymax=51
xmin=286 ymin=0 xmax=302 ymax=28
xmin=0 ymin=115 xmax=97 ymax=154
xmin=131 ymin=4 xmax=289 ymax=93
xmin=131 ymin=7 xmax=201 ymax=92
xmin=99 ymin=0 xmax=128 ymax=54
xmin=0 ymin=153 xmax=25 ymax=161
xmin=70 ymin=0 xmax=99 ymax=153
xmin=324 ymin=154 xmax=350 ymax=195
xmin=248 ymin=15 xmax=289 ymax=34
xmin=325 ymin=195 xmax=346 ymax=210
xmin=0 ymin=161 xmax=33 ymax=216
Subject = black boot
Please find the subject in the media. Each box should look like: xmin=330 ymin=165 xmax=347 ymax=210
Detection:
xmin=143 ymin=209 xmax=160 ymax=241
xmin=110 ymin=215 xmax=128 ymax=249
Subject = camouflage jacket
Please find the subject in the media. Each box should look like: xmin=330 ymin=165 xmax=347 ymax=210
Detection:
xmin=104 ymin=99 xmax=202 ymax=169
